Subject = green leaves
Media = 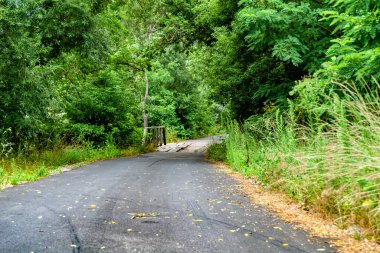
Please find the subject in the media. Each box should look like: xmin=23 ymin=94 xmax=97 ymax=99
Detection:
xmin=0 ymin=0 xmax=50 ymax=149
xmin=0 ymin=0 xmax=137 ymax=151
xmin=319 ymin=0 xmax=380 ymax=82
xmin=272 ymin=36 xmax=309 ymax=66
xmin=235 ymin=0 xmax=323 ymax=68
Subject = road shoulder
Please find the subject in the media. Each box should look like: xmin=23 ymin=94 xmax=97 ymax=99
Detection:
xmin=211 ymin=161 xmax=380 ymax=253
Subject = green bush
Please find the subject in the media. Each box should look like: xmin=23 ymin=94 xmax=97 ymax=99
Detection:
xmin=206 ymin=142 xmax=227 ymax=162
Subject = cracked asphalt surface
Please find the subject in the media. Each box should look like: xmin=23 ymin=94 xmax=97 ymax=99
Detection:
xmin=0 ymin=139 xmax=335 ymax=252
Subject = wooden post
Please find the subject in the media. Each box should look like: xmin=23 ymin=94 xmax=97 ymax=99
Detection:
xmin=161 ymin=128 xmax=164 ymax=146
xmin=163 ymin=127 xmax=167 ymax=145
xmin=160 ymin=127 xmax=163 ymax=146
xmin=154 ymin=128 xmax=157 ymax=146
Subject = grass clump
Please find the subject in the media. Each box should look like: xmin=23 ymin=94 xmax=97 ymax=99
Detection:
xmin=206 ymin=142 xmax=227 ymax=162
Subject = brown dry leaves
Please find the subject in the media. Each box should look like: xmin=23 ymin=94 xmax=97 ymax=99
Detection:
xmin=213 ymin=162 xmax=380 ymax=253
xmin=129 ymin=212 xmax=160 ymax=219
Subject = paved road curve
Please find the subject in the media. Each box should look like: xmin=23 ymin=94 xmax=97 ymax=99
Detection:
xmin=0 ymin=141 xmax=335 ymax=252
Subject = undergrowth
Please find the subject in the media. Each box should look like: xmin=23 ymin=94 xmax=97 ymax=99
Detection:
xmin=207 ymin=142 xmax=227 ymax=162
xmin=214 ymin=82 xmax=380 ymax=240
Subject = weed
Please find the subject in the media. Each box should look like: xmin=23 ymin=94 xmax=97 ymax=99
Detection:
xmin=10 ymin=168 xmax=24 ymax=185
xmin=207 ymin=142 xmax=227 ymax=162
xmin=35 ymin=165 xmax=49 ymax=178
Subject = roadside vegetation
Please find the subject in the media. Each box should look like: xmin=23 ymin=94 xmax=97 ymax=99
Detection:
xmin=0 ymin=144 xmax=155 ymax=187
xmin=1 ymin=0 xmax=379 ymax=242
xmin=209 ymin=81 xmax=380 ymax=239
xmin=203 ymin=0 xmax=380 ymax=240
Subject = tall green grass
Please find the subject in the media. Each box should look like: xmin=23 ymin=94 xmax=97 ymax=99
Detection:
xmin=219 ymin=83 xmax=380 ymax=238
xmin=0 ymin=144 xmax=153 ymax=187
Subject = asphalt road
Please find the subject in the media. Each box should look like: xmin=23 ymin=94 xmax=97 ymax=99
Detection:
xmin=0 ymin=141 xmax=335 ymax=253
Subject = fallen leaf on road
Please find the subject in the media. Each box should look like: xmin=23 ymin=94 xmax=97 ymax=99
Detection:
xmin=104 ymin=220 xmax=117 ymax=225
xmin=129 ymin=212 xmax=160 ymax=219
xmin=88 ymin=204 xmax=97 ymax=209
xmin=192 ymin=219 xmax=203 ymax=223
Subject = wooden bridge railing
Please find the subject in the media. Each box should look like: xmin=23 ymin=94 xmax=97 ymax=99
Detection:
xmin=144 ymin=126 xmax=167 ymax=147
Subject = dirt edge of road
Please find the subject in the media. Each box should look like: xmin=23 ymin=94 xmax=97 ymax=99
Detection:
xmin=211 ymin=161 xmax=380 ymax=253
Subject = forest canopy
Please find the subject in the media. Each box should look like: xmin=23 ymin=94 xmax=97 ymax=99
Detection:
xmin=0 ymin=0 xmax=379 ymax=150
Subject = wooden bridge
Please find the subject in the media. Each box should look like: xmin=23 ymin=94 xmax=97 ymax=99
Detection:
xmin=144 ymin=126 xmax=167 ymax=147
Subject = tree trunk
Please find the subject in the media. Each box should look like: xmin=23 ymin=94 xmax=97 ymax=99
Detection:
xmin=142 ymin=70 xmax=149 ymax=144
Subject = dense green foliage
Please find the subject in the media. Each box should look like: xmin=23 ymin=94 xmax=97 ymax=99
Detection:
xmin=0 ymin=0 xmax=216 ymax=156
xmin=188 ymin=0 xmax=379 ymax=237
xmin=1 ymin=0 xmax=379 ymax=238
